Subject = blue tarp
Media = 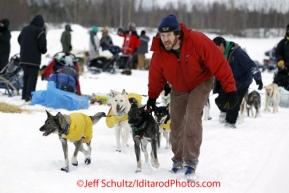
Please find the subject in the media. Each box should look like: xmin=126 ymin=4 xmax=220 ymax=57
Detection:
xmin=31 ymin=81 xmax=89 ymax=110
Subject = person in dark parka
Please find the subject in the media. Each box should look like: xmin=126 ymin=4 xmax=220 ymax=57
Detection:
xmin=273 ymin=24 xmax=289 ymax=89
xmin=0 ymin=18 xmax=11 ymax=72
xmin=61 ymin=24 xmax=72 ymax=54
xmin=213 ymin=36 xmax=263 ymax=128
xmin=18 ymin=15 xmax=47 ymax=103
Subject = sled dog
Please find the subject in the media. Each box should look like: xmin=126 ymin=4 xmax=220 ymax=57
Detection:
xmin=128 ymin=105 xmax=160 ymax=173
xmin=106 ymin=89 xmax=131 ymax=153
xmin=246 ymin=90 xmax=261 ymax=117
xmin=154 ymin=104 xmax=171 ymax=149
xmin=239 ymin=90 xmax=261 ymax=123
xmin=39 ymin=110 xmax=105 ymax=172
xmin=264 ymin=83 xmax=280 ymax=113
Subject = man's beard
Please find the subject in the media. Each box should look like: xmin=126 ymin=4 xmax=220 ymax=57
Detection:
xmin=163 ymin=36 xmax=178 ymax=51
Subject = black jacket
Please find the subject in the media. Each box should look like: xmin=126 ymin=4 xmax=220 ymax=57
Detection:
xmin=276 ymin=37 xmax=289 ymax=65
xmin=18 ymin=15 xmax=47 ymax=67
xmin=0 ymin=18 xmax=11 ymax=54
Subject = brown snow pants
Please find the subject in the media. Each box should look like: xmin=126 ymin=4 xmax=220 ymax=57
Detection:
xmin=170 ymin=78 xmax=213 ymax=170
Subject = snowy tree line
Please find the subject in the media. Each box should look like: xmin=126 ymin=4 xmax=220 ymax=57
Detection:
xmin=0 ymin=0 xmax=288 ymax=37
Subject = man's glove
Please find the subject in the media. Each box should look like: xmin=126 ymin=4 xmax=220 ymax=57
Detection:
xmin=146 ymin=98 xmax=156 ymax=111
xmin=255 ymin=79 xmax=263 ymax=90
xmin=277 ymin=60 xmax=285 ymax=69
xmin=164 ymin=83 xmax=171 ymax=96
xmin=223 ymin=91 xmax=239 ymax=110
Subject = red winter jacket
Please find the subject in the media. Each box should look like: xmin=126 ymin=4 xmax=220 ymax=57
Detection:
xmin=148 ymin=23 xmax=236 ymax=99
xmin=119 ymin=31 xmax=140 ymax=55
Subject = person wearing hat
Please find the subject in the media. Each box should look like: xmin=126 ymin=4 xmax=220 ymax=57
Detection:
xmin=61 ymin=24 xmax=73 ymax=54
xmin=100 ymin=28 xmax=113 ymax=51
xmin=212 ymin=36 xmax=263 ymax=128
xmin=88 ymin=26 xmax=100 ymax=60
xmin=0 ymin=18 xmax=11 ymax=72
xmin=273 ymin=24 xmax=289 ymax=90
xmin=117 ymin=22 xmax=140 ymax=75
xmin=136 ymin=30 xmax=150 ymax=70
xmin=18 ymin=15 xmax=47 ymax=104
xmin=146 ymin=14 xmax=238 ymax=180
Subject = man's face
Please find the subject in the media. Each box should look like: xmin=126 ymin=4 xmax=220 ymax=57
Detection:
xmin=217 ymin=43 xmax=226 ymax=54
xmin=160 ymin=31 xmax=179 ymax=50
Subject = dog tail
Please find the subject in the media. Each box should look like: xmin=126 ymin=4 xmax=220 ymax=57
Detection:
xmin=90 ymin=112 xmax=106 ymax=125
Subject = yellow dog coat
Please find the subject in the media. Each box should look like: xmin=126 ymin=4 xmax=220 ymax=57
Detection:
xmin=159 ymin=119 xmax=171 ymax=131
xmin=105 ymin=108 xmax=128 ymax=128
xmin=62 ymin=113 xmax=93 ymax=143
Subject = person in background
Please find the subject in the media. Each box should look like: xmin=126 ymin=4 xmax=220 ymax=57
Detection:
xmin=146 ymin=14 xmax=238 ymax=181
xmin=0 ymin=18 xmax=11 ymax=72
xmin=61 ymin=24 xmax=72 ymax=54
xmin=137 ymin=30 xmax=150 ymax=70
xmin=118 ymin=22 xmax=140 ymax=75
xmin=212 ymin=36 xmax=263 ymax=128
xmin=273 ymin=24 xmax=289 ymax=90
xmin=18 ymin=15 xmax=47 ymax=104
xmin=100 ymin=28 xmax=113 ymax=51
xmin=89 ymin=26 xmax=100 ymax=60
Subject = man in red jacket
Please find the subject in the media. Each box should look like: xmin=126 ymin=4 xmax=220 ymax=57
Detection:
xmin=118 ymin=22 xmax=140 ymax=75
xmin=146 ymin=14 xmax=238 ymax=181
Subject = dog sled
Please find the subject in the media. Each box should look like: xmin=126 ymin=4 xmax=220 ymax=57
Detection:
xmin=0 ymin=54 xmax=23 ymax=96
xmin=88 ymin=46 xmax=121 ymax=74
xmin=41 ymin=52 xmax=81 ymax=95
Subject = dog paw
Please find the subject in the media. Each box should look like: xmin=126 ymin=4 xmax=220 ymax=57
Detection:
xmin=85 ymin=158 xmax=91 ymax=165
xmin=151 ymin=161 xmax=160 ymax=168
xmin=165 ymin=146 xmax=170 ymax=149
xmin=61 ymin=166 xmax=69 ymax=172
xmin=72 ymin=161 xmax=78 ymax=166
xmin=143 ymin=161 xmax=150 ymax=166
xmin=116 ymin=147 xmax=121 ymax=152
xmin=135 ymin=168 xmax=141 ymax=173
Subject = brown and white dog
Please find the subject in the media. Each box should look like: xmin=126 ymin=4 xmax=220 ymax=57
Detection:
xmin=264 ymin=83 xmax=280 ymax=113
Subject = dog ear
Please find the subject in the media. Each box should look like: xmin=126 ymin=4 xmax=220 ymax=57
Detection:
xmin=122 ymin=89 xmax=126 ymax=95
xmin=166 ymin=103 xmax=170 ymax=110
xmin=111 ymin=89 xmax=117 ymax=97
xmin=56 ymin=112 xmax=62 ymax=116
xmin=45 ymin=110 xmax=53 ymax=117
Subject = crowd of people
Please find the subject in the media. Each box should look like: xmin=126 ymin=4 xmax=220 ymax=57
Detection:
xmin=1 ymin=13 xmax=289 ymax=180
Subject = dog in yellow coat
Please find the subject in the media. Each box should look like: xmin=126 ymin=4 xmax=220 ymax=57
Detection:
xmin=40 ymin=110 xmax=106 ymax=172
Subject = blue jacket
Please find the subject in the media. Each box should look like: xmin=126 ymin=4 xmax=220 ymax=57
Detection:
xmin=225 ymin=41 xmax=261 ymax=90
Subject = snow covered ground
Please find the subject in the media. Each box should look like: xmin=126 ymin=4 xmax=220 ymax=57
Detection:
xmin=1 ymin=25 xmax=289 ymax=193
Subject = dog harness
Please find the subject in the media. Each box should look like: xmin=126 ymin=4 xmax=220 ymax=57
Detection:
xmin=62 ymin=113 xmax=93 ymax=143
xmin=159 ymin=119 xmax=171 ymax=131
xmin=133 ymin=121 xmax=148 ymax=139
xmin=105 ymin=108 xmax=128 ymax=128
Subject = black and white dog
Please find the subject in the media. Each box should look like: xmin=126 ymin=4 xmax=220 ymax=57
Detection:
xmin=154 ymin=104 xmax=171 ymax=149
xmin=128 ymin=105 xmax=160 ymax=173
xmin=39 ymin=110 xmax=105 ymax=172
xmin=247 ymin=90 xmax=261 ymax=117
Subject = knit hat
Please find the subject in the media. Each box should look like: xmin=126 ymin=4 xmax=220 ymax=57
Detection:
xmin=158 ymin=14 xmax=180 ymax=33
xmin=92 ymin=26 xmax=98 ymax=33
xmin=102 ymin=28 xmax=108 ymax=34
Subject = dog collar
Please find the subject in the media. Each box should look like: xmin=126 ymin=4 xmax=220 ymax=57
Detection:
xmin=133 ymin=121 xmax=147 ymax=132
xmin=60 ymin=123 xmax=69 ymax=135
